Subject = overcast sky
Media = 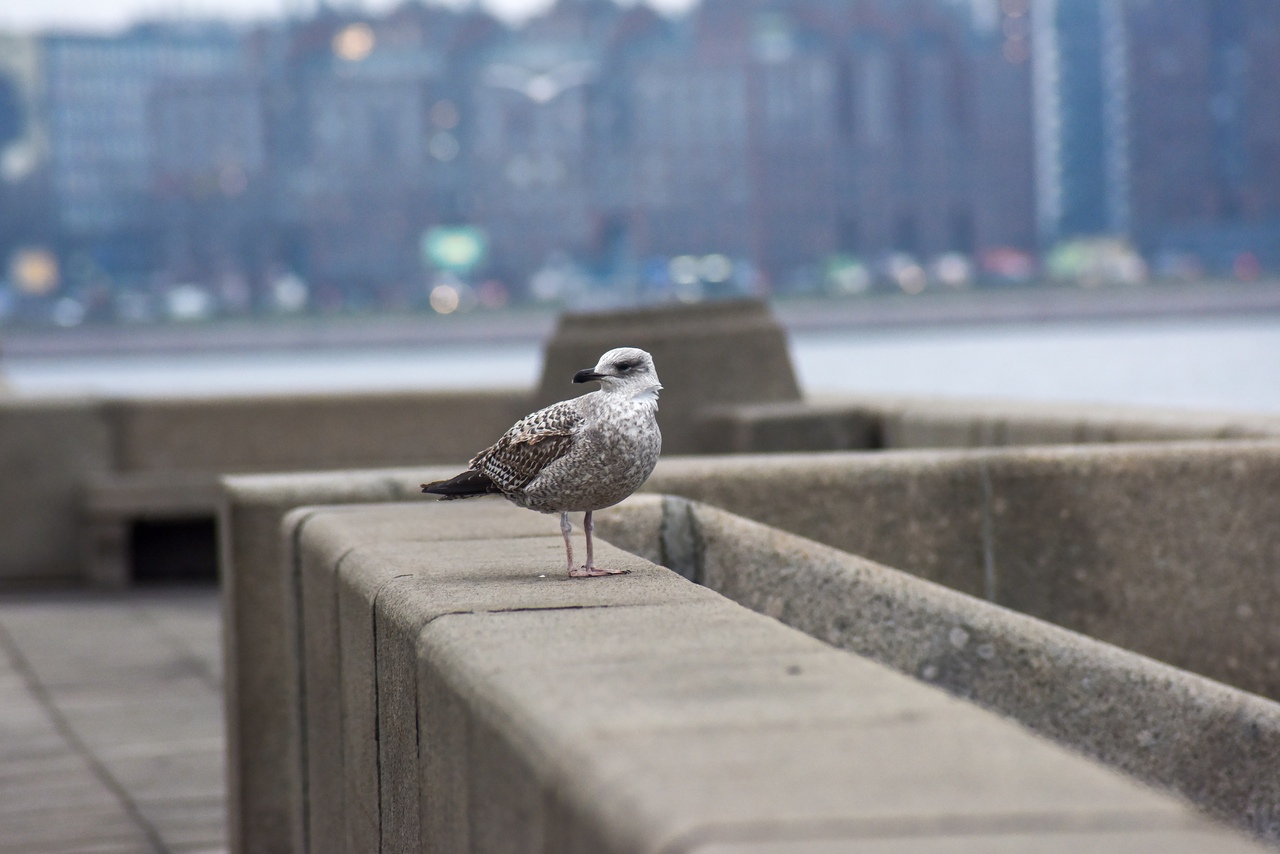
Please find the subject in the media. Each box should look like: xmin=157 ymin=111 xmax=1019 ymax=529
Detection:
xmin=0 ymin=0 xmax=698 ymax=34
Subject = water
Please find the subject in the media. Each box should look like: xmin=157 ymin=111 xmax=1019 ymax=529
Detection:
xmin=791 ymin=316 xmax=1280 ymax=413
xmin=5 ymin=316 xmax=1280 ymax=414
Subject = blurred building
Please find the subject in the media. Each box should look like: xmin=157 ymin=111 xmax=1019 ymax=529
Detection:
xmin=0 ymin=33 xmax=52 ymax=270
xmin=15 ymin=0 xmax=1280 ymax=317
xmin=42 ymin=24 xmax=245 ymax=277
xmin=1032 ymin=0 xmax=1129 ymax=241
xmin=835 ymin=0 xmax=1037 ymax=262
xmin=1036 ymin=0 xmax=1280 ymax=267
xmin=281 ymin=7 xmax=501 ymax=301
xmin=1124 ymin=0 xmax=1280 ymax=268
xmin=149 ymin=75 xmax=268 ymax=295
xmin=627 ymin=12 xmax=754 ymax=265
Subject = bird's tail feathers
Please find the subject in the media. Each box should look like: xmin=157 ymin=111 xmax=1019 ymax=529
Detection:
xmin=421 ymin=470 xmax=501 ymax=501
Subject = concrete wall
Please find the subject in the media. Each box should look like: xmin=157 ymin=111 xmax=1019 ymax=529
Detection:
xmin=218 ymin=468 xmax=444 ymax=854
xmin=536 ymin=300 xmax=801 ymax=455
xmin=103 ymin=391 xmax=526 ymax=474
xmin=640 ymin=441 xmax=1280 ymax=703
xmin=596 ymin=496 xmax=1280 ymax=841
xmin=0 ymin=398 xmax=112 ymax=583
xmin=0 ymin=390 xmax=525 ymax=583
xmin=693 ymin=395 xmax=1280 ymax=454
xmin=6 ymin=292 xmax=1280 ymax=584
xmin=276 ymin=499 xmax=1265 ymax=853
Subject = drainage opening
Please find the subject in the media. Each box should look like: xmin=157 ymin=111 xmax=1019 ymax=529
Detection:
xmin=131 ymin=518 xmax=219 ymax=584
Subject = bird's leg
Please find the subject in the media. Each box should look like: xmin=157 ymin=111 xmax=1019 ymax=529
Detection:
xmin=570 ymin=510 xmax=629 ymax=578
xmin=560 ymin=511 xmax=575 ymax=574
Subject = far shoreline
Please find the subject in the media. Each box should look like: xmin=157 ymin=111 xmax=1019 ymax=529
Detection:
xmin=3 ymin=279 xmax=1278 ymax=360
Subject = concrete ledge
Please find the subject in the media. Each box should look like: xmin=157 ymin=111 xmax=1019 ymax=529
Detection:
xmin=104 ymin=390 xmax=527 ymax=474
xmin=640 ymin=441 xmax=1280 ymax=703
xmin=693 ymin=395 xmax=1280 ymax=454
xmin=0 ymin=389 xmax=525 ymax=584
xmin=0 ymin=397 xmax=112 ymax=584
xmin=7 ymin=379 xmax=1280 ymax=585
xmin=287 ymin=501 xmax=1265 ymax=853
xmin=537 ymin=300 xmax=802 ymax=455
xmin=218 ymin=468 xmax=445 ymax=854
xmin=596 ymin=496 xmax=1280 ymax=842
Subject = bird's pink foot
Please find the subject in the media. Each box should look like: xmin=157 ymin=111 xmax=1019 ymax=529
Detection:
xmin=568 ymin=566 xmax=631 ymax=578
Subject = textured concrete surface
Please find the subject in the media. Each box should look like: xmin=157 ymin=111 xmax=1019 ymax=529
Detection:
xmin=691 ymin=393 xmax=1280 ymax=456
xmin=0 ymin=398 xmax=112 ymax=583
xmin=0 ymin=587 xmax=226 ymax=854
xmin=275 ymin=502 xmax=1268 ymax=853
xmin=217 ymin=469 xmax=437 ymax=854
xmin=536 ymin=299 xmax=802 ymax=454
xmin=641 ymin=441 xmax=1280 ymax=702
xmin=6 ymin=377 xmax=1280 ymax=586
xmin=294 ymin=502 xmax=712 ymax=853
xmin=0 ymin=389 xmax=524 ymax=584
xmin=875 ymin=396 xmax=1280 ymax=449
xmin=104 ymin=390 xmax=525 ymax=475
xmin=595 ymin=496 xmax=1280 ymax=842
xmin=693 ymin=400 xmax=883 ymax=454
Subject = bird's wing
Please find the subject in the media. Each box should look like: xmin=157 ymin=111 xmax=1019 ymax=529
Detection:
xmin=469 ymin=398 xmax=584 ymax=493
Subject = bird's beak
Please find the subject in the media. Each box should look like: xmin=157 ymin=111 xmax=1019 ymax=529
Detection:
xmin=573 ymin=369 xmax=604 ymax=384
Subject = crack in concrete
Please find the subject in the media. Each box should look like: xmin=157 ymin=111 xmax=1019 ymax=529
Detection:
xmin=979 ymin=460 xmax=999 ymax=603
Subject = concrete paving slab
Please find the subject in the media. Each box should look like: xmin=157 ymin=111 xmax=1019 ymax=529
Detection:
xmin=0 ymin=588 xmax=225 ymax=854
xmin=138 ymin=795 xmax=229 ymax=849
xmin=101 ymin=745 xmax=225 ymax=803
xmin=55 ymin=687 xmax=224 ymax=759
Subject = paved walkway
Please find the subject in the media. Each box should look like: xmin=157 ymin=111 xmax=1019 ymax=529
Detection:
xmin=0 ymin=588 xmax=225 ymax=854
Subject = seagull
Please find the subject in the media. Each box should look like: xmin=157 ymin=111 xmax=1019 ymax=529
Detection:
xmin=421 ymin=347 xmax=662 ymax=578
xmin=482 ymin=60 xmax=597 ymax=104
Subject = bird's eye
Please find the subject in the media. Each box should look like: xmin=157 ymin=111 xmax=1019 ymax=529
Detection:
xmin=615 ymin=362 xmax=634 ymax=372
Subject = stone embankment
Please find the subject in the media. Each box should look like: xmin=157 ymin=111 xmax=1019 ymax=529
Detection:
xmin=219 ymin=478 xmax=1278 ymax=853
xmin=5 ymin=299 xmax=1280 ymax=851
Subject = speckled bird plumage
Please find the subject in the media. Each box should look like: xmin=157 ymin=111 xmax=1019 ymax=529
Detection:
xmin=421 ymin=347 xmax=662 ymax=577
xmin=471 ymin=386 xmax=661 ymax=513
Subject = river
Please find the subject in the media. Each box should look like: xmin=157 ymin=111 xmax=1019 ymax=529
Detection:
xmin=5 ymin=314 xmax=1280 ymax=414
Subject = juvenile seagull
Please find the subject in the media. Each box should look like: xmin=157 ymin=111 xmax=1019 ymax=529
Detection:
xmin=421 ymin=347 xmax=662 ymax=577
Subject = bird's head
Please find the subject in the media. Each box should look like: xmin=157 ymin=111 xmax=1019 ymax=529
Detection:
xmin=573 ymin=347 xmax=661 ymax=399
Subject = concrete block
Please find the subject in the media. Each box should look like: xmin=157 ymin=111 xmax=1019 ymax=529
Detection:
xmin=307 ymin=504 xmax=719 ymax=852
xmin=979 ymin=442 xmax=1280 ymax=701
xmin=291 ymin=499 xmax=699 ymax=853
xmin=693 ymin=401 xmax=882 ymax=454
xmin=83 ymin=470 xmax=224 ymax=586
xmin=643 ymin=452 xmax=991 ymax=597
xmin=536 ymin=300 xmax=800 ymax=455
xmin=219 ymin=468 xmax=440 ymax=854
xmin=873 ymin=397 xmax=1280 ymax=451
xmin=415 ymin=603 xmax=1263 ymax=853
xmin=660 ymin=499 xmax=1280 ymax=841
xmin=107 ymin=390 xmax=526 ymax=474
xmin=417 ymin=653 xmax=471 ymax=854
xmin=643 ymin=442 xmax=1280 ymax=700
xmin=590 ymin=494 xmax=666 ymax=567
xmin=0 ymin=397 xmax=112 ymax=583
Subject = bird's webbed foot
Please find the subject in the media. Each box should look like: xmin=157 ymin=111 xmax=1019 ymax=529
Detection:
xmin=568 ymin=566 xmax=631 ymax=578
